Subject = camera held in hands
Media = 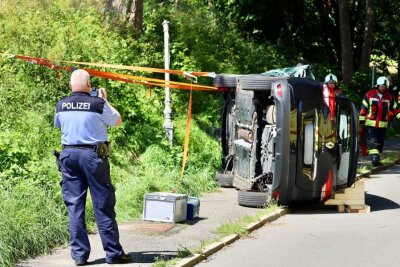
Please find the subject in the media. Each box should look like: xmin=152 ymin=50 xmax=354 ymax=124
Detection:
xmin=90 ymin=87 xmax=99 ymax=97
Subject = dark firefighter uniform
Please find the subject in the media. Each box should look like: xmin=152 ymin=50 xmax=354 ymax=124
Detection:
xmin=359 ymin=88 xmax=396 ymax=165
xmin=54 ymin=91 xmax=124 ymax=263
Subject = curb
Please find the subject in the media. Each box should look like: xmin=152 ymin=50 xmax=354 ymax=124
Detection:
xmin=176 ymin=208 xmax=288 ymax=267
xmin=177 ymin=158 xmax=400 ymax=267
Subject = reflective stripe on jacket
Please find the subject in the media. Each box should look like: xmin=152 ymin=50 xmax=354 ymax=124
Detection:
xmin=359 ymin=88 xmax=394 ymax=128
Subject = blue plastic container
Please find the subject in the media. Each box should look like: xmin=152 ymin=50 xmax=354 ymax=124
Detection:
xmin=186 ymin=196 xmax=200 ymax=220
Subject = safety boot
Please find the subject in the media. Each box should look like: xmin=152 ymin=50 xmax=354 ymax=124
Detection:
xmin=106 ymin=253 xmax=132 ymax=264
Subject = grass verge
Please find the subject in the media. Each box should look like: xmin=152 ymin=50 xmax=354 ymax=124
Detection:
xmin=357 ymin=152 xmax=400 ymax=175
xmin=0 ymin=183 xmax=69 ymax=267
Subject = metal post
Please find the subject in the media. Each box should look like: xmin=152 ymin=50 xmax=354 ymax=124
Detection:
xmin=163 ymin=20 xmax=173 ymax=147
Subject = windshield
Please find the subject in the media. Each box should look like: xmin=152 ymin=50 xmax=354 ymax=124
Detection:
xmin=261 ymin=65 xmax=315 ymax=80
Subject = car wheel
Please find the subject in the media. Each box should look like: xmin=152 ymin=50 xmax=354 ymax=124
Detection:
xmin=238 ymin=190 xmax=268 ymax=207
xmin=214 ymin=74 xmax=240 ymax=88
xmin=239 ymin=75 xmax=286 ymax=91
xmin=215 ymin=173 xmax=234 ymax=188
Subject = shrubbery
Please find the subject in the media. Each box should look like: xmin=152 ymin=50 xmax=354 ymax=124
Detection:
xmin=0 ymin=0 xmax=283 ymax=265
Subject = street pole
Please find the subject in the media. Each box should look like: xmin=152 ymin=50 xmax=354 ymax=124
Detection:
xmin=163 ymin=20 xmax=173 ymax=148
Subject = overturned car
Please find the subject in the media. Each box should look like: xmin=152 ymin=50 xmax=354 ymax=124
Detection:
xmin=215 ymin=66 xmax=359 ymax=207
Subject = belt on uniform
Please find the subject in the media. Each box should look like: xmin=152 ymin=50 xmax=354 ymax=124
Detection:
xmin=62 ymin=143 xmax=110 ymax=158
xmin=62 ymin=144 xmax=97 ymax=151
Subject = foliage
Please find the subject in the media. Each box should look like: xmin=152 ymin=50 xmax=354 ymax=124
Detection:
xmin=0 ymin=183 xmax=68 ymax=267
xmin=114 ymin=119 xmax=221 ymax=221
xmin=214 ymin=0 xmax=399 ymax=92
xmin=0 ymin=0 xmax=397 ymax=266
xmin=0 ymin=0 xmax=230 ymax=265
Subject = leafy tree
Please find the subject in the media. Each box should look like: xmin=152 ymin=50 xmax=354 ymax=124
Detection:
xmin=214 ymin=0 xmax=398 ymax=90
xmin=105 ymin=0 xmax=144 ymax=36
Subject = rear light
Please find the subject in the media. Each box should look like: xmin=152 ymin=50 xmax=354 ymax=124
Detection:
xmin=276 ymin=83 xmax=283 ymax=97
xmin=273 ymin=190 xmax=280 ymax=200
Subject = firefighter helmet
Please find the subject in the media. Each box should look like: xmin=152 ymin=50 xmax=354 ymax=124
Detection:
xmin=376 ymin=76 xmax=389 ymax=87
xmin=324 ymin=74 xmax=338 ymax=83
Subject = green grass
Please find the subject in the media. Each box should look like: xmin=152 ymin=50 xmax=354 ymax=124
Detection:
xmin=381 ymin=152 xmax=400 ymax=164
xmin=357 ymin=152 xmax=400 ymax=175
xmin=357 ymin=164 xmax=373 ymax=175
xmin=215 ymin=203 xmax=279 ymax=237
xmin=0 ymin=183 xmax=69 ymax=267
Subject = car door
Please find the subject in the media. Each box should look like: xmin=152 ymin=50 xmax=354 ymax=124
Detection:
xmin=336 ymin=96 xmax=359 ymax=188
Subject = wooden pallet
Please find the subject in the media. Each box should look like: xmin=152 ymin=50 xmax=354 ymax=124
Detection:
xmin=324 ymin=180 xmax=370 ymax=213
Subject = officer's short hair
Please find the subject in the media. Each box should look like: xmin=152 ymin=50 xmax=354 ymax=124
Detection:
xmin=70 ymin=69 xmax=90 ymax=90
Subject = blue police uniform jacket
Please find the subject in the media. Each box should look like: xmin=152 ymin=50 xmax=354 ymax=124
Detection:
xmin=54 ymin=92 xmax=120 ymax=144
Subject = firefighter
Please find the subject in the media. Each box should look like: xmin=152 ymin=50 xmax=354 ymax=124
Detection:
xmin=387 ymin=75 xmax=400 ymax=123
xmin=324 ymin=73 xmax=342 ymax=95
xmin=359 ymin=76 xmax=397 ymax=166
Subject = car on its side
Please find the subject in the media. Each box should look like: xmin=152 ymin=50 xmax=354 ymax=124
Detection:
xmin=214 ymin=66 xmax=359 ymax=207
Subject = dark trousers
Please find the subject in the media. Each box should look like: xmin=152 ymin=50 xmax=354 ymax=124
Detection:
xmin=367 ymin=126 xmax=386 ymax=156
xmin=59 ymin=148 xmax=124 ymax=262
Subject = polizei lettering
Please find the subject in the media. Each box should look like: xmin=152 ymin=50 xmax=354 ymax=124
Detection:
xmin=61 ymin=102 xmax=91 ymax=110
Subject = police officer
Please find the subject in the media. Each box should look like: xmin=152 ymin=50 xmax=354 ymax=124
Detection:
xmin=54 ymin=69 xmax=131 ymax=266
xmin=359 ymin=76 xmax=397 ymax=166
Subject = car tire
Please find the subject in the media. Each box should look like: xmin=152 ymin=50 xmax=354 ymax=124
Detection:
xmin=215 ymin=173 xmax=234 ymax=188
xmin=238 ymin=190 xmax=268 ymax=207
xmin=239 ymin=75 xmax=286 ymax=91
xmin=214 ymin=74 xmax=240 ymax=88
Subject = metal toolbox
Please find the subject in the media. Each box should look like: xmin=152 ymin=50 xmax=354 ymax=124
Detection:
xmin=143 ymin=192 xmax=188 ymax=223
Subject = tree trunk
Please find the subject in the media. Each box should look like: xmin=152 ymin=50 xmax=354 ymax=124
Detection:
xmin=105 ymin=0 xmax=123 ymax=17
xmin=127 ymin=0 xmax=143 ymax=35
xmin=338 ymin=0 xmax=354 ymax=86
xmin=397 ymin=40 xmax=400 ymax=87
xmin=292 ymin=0 xmax=304 ymax=30
xmin=314 ymin=0 xmax=341 ymax=64
xmin=359 ymin=0 xmax=374 ymax=70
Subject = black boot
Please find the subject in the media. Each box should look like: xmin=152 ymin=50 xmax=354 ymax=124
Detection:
xmin=106 ymin=254 xmax=132 ymax=264
xmin=371 ymin=154 xmax=381 ymax=167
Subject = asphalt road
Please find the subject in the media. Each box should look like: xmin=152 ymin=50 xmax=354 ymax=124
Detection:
xmin=198 ymin=165 xmax=400 ymax=267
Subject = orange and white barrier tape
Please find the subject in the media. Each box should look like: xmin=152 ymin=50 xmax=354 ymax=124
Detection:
xmin=61 ymin=59 xmax=216 ymax=78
